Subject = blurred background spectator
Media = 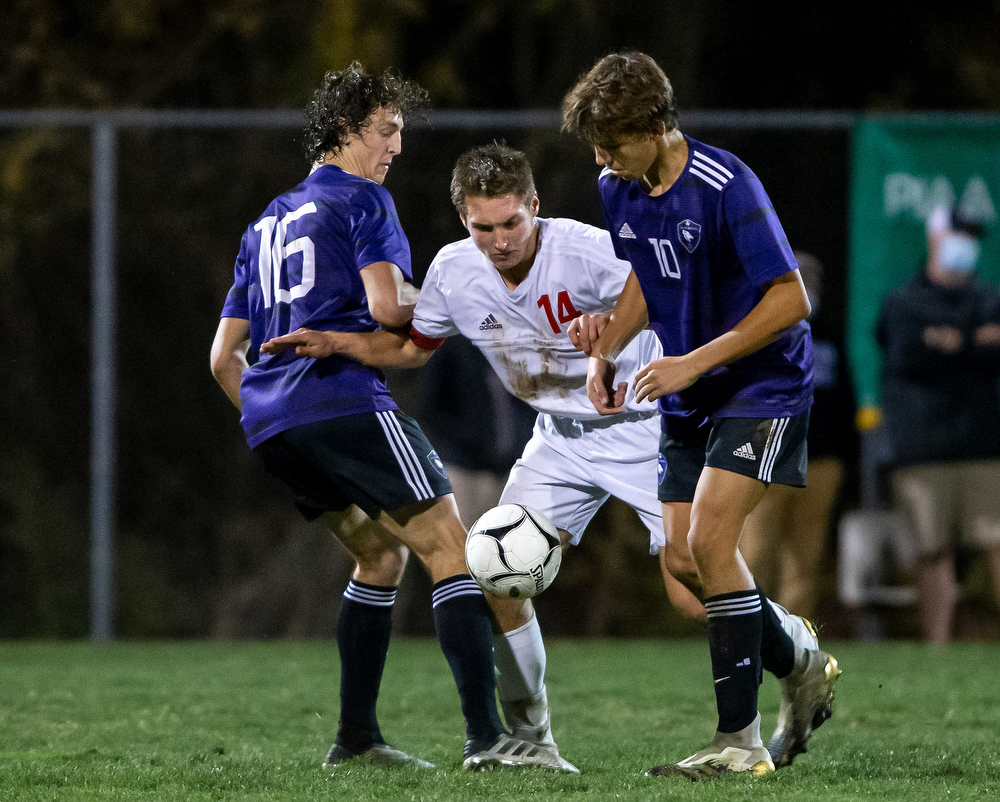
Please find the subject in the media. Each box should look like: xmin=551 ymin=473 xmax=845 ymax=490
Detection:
xmin=876 ymin=205 xmax=1000 ymax=643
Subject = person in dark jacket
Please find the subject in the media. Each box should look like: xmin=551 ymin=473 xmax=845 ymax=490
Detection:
xmin=876 ymin=204 xmax=1000 ymax=643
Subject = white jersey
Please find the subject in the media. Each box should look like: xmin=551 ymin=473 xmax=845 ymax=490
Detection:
xmin=412 ymin=217 xmax=661 ymax=420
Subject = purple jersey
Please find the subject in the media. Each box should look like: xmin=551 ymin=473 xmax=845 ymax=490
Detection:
xmin=599 ymin=135 xmax=813 ymax=421
xmin=221 ymin=165 xmax=409 ymax=447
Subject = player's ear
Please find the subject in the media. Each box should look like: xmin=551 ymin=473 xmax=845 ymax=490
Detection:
xmin=529 ymin=195 xmax=539 ymax=216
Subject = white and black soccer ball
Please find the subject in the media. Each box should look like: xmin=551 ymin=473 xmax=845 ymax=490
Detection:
xmin=465 ymin=504 xmax=562 ymax=599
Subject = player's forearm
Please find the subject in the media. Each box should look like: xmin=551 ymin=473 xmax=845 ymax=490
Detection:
xmin=210 ymin=319 xmax=250 ymax=410
xmin=594 ymin=270 xmax=649 ymax=362
xmin=212 ymin=351 xmax=247 ymax=409
xmin=686 ymin=272 xmax=809 ymax=375
xmin=336 ymin=329 xmax=433 ymax=368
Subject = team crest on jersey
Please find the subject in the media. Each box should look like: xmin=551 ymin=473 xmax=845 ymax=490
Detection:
xmin=657 ymin=455 xmax=667 ymax=485
xmin=427 ymin=449 xmax=447 ymax=478
xmin=677 ymin=219 xmax=702 ymax=253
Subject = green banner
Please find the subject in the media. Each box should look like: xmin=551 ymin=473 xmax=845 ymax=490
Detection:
xmin=847 ymin=117 xmax=1000 ymax=419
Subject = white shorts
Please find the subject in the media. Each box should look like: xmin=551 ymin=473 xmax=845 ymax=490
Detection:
xmin=499 ymin=411 xmax=665 ymax=554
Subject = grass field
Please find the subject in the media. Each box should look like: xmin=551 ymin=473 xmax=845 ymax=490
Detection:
xmin=1 ymin=638 xmax=998 ymax=801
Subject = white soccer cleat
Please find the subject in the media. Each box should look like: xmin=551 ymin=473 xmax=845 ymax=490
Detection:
xmin=500 ymin=688 xmax=580 ymax=773
xmin=323 ymin=742 xmax=434 ymax=769
xmin=462 ymin=733 xmax=571 ymax=771
xmin=645 ymin=713 xmax=775 ymax=781
xmin=769 ymin=645 xmax=841 ymax=768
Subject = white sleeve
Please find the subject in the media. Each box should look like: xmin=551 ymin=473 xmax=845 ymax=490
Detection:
xmin=411 ymin=257 xmax=459 ymax=339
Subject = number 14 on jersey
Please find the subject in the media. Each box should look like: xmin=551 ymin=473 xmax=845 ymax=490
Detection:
xmin=537 ymin=291 xmax=582 ymax=334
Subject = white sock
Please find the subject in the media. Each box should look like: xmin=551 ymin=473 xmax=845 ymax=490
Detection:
xmin=493 ymin=612 xmax=546 ymax=702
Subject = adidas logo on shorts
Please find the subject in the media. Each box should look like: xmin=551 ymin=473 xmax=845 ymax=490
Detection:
xmin=479 ymin=314 xmax=503 ymax=331
xmin=733 ymin=442 xmax=756 ymax=460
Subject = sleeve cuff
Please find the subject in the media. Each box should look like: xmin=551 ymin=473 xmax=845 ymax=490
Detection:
xmin=410 ymin=326 xmax=446 ymax=351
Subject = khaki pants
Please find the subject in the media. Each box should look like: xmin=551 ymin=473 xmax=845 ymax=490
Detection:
xmin=892 ymin=460 xmax=1000 ymax=556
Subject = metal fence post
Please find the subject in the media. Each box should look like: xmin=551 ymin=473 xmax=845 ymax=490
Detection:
xmin=90 ymin=117 xmax=117 ymax=642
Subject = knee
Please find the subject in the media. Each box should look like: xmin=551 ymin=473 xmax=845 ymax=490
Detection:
xmin=687 ymin=499 xmax=742 ymax=568
xmin=396 ymin=498 xmax=469 ymax=583
xmin=687 ymin=525 xmax=728 ymax=571
xmin=488 ymin=594 xmax=534 ymax=633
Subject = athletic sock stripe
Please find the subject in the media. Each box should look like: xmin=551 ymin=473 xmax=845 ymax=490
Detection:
xmin=706 ymin=603 xmax=762 ymax=618
xmin=706 ymin=597 xmax=761 ymax=611
xmin=705 ymin=595 xmax=762 ymax=618
xmin=758 ymin=417 xmax=789 ymax=482
xmin=343 ymin=581 xmax=397 ymax=606
xmin=431 ymin=577 xmax=483 ymax=607
xmin=376 ymin=411 xmax=433 ymax=500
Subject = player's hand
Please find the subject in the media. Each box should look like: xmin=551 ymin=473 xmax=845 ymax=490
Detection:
xmin=586 ymin=356 xmax=627 ymax=415
xmin=634 ymin=356 xmax=701 ymax=402
xmin=260 ymin=328 xmax=343 ymax=359
xmin=567 ymin=312 xmax=610 ymax=356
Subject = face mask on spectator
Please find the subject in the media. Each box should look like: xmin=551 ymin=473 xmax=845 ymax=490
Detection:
xmin=938 ymin=233 xmax=980 ymax=273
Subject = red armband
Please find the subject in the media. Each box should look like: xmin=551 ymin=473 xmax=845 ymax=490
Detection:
xmin=410 ymin=326 xmax=446 ymax=351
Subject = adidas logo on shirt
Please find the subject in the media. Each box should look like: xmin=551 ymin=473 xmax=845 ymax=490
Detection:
xmin=479 ymin=314 xmax=503 ymax=331
xmin=618 ymin=222 xmax=636 ymax=239
xmin=733 ymin=443 xmax=756 ymax=460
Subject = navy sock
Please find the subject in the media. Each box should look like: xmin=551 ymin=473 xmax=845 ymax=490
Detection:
xmin=431 ymin=575 xmax=504 ymax=745
xmin=758 ymin=588 xmax=796 ymax=679
xmin=705 ymin=590 xmax=763 ymax=734
xmin=335 ymin=580 xmax=395 ymax=752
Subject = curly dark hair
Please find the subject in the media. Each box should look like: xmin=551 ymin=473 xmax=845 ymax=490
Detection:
xmin=449 ymin=142 xmax=536 ymax=216
xmin=561 ymin=51 xmax=678 ymax=148
xmin=302 ymin=62 xmax=428 ymax=163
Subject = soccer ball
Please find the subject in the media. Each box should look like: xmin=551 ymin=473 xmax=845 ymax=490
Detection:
xmin=465 ymin=504 xmax=562 ymax=599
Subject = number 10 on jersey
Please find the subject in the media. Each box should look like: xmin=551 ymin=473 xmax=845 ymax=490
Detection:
xmin=649 ymin=238 xmax=681 ymax=279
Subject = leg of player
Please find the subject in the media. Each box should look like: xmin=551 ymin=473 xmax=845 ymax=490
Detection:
xmin=487 ymin=533 xmax=579 ymax=774
xmin=320 ymin=506 xmax=434 ymax=769
xmin=658 ymin=554 xmax=707 ymax=621
xmin=659 ymin=489 xmax=835 ymax=770
xmin=658 ymin=504 xmax=707 ymax=621
xmin=649 ymin=469 xmax=774 ymax=780
xmin=384 ymin=494 xmax=566 ymax=771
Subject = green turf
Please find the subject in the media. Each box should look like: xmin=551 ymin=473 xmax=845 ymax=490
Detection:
xmin=1 ymin=639 xmax=998 ymax=800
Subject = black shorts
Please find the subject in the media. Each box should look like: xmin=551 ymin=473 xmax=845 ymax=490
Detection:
xmin=252 ymin=410 xmax=453 ymax=521
xmin=657 ymin=411 xmax=809 ymax=503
